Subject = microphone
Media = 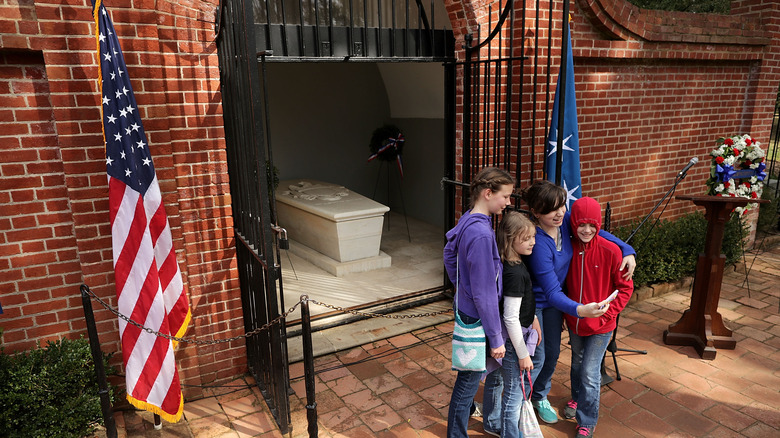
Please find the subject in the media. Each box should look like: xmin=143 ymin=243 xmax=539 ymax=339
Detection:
xmin=677 ymin=157 xmax=698 ymax=178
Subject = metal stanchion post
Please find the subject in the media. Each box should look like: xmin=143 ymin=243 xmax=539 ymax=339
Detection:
xmin=300 ymin=296 xmax=318 ymax=438
xmin=80 ymin=285 xmax=118 ymax=438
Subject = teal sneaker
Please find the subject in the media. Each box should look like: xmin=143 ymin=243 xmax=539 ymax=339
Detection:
xmin=533 ymin=399 xmax=559 ymax=424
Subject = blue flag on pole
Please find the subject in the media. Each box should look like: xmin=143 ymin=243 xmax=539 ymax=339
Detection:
xmin=546 ymin=20 xmax=582 ymax=210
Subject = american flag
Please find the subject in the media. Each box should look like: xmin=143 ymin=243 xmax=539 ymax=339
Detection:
xmin=94 ymin=0 xmax=190 ymax=422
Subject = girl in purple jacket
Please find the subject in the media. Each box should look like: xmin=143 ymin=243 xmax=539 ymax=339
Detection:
xmin=443 ymin=167 xmax=514 ymax=438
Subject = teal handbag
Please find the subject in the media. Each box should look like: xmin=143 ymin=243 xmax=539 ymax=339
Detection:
xmin=451 ymin=256 xmax=487 ymax=372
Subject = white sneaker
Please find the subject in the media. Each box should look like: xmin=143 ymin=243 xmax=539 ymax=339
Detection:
xmin=471 ymin=401 xmax=483 ymax=417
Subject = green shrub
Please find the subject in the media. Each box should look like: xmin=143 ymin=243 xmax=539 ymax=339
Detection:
xmin=626 ymin=0 xmax=729 ymax=14
xmin=613 ymin=211 xmax=747 ymax=286
xmin=0 ymin=337 xmax=118 ymax=438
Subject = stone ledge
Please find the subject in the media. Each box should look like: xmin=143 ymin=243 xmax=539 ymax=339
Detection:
xmin=578 ymin=0 xmax=770 ymax=46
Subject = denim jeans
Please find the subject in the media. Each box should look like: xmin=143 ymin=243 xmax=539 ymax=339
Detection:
xmin=569 ymin=330 xmax=612 ymax=429
xmin=482 ymin=368 xmax=502 ymax=434
xmin=483 ymin=339 xmax=529 ymax=438
xmin=447 ymin=311 xmax=482 ymax=438
xmin=530 ymin=306 xmax=563 ymax=402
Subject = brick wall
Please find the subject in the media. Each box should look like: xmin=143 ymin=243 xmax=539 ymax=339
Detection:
xmin=2 ymin=0 xmax=779 ymax=399
xmin=0 ymin=0 xmax=239 ymax=399
xmin=571 ymin=0 xmax=779 ymax=227
xmin=445 ymin=0 xmax=779 ymax=230
xmin=0 ymin=51 xmax=84 ymax=352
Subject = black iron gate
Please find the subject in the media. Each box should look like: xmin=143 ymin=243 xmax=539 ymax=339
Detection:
xmin=215 ymin=0 xmax=291 ymax=433
xmin=252 ymin=0 xmax=453 ymax=60
xmin=215 ymin=0 xmax=456 ymax=433
xmin=447 ymin=0 xmax=565 ymax=220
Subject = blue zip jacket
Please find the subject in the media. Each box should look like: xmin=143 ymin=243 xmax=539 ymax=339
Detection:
xmin=444 ymin=210 xmax=504 ymax=349
xmin=525 ymin=211 xmax=635 ymax=317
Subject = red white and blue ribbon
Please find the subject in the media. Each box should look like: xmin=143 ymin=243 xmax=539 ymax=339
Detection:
xmin=367 ymin=133 xmax=405 ymax=178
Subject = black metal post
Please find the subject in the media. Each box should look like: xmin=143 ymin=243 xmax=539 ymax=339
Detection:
xmin=80 ymin=285 xmax=117 ymax=438
xmin=300 ymin=295 xmax=318 ymax=438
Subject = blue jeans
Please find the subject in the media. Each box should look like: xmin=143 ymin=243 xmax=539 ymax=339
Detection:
xmin=447 ymin=311 xmax=482 ymax=438
xmin=482 ymin=368 xmax=502 ymax=434
xmin=569 ymin=330 xmax=612 ymax=429
xmin=483 ymin=339 xmax=528 ymax=438
xmin=530 ymin=306 xmax=563 ymax=402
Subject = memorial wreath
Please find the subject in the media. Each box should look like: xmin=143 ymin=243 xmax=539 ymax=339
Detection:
xmin=367 ymin=124 xmax=405 ymax=178
xmin=706 ymin=134 xmax=767 ymax=214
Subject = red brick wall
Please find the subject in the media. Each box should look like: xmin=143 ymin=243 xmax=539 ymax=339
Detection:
xmin=570 ymin=0 xmax=778 ymax=227
xmin=0 ymin=0 xmax=240 ymax=398
xmin=0 ymin=51 xmax=85 ymax=352
xmin=445 ymin=0 xmax=780 ymax=230
xmin=2 ymin=0 xmax=780 ymax=397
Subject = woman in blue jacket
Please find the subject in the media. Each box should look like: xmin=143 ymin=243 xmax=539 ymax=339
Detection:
xmin=522 ymin=181 xmax=635 ymax=424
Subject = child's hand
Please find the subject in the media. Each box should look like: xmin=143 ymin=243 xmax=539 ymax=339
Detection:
xmin=532 ymin=317 xmax=542 ymax=343
xmin=490 ymin=345 xmax=506 ymax=359
xmin=519 ymin=355 xmax=533 ymax=371
xmin=576 ymin=302 xmax=608 ymax=318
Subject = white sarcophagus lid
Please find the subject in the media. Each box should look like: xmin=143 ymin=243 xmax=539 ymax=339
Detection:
xmin=276 ymin=179 xmax=391 ymax=275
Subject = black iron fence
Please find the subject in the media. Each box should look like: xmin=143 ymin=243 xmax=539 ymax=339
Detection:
xmin=252 ymin=0 xmax=453 ymax=59
xmin=79 ymin=284 xmax=452 ymax=437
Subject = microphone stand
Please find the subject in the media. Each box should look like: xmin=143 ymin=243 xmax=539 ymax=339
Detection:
xmin=602 ymin=165 xmax=693 ymax=383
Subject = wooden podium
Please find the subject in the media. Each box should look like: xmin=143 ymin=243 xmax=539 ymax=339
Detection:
xmin=663 ymin=195 xmax=766 ymax=359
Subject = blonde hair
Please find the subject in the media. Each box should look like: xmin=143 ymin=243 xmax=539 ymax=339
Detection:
xmin=497 ymin=210 xmax=536 ymax=263
xmin=469 ymin=167 xmax=515 ymax=208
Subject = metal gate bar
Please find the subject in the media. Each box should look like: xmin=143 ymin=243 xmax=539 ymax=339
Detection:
xmin=253 ymin=0 xmax=451 ymax=59
xmin=455 ymin=0 xmax=565 ymax=219
xmin=216 ymin=0 xmax=291 ymax=433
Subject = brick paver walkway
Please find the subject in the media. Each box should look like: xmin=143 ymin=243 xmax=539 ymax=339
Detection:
xmin=111 ymin=238 xmax=780 ymax=437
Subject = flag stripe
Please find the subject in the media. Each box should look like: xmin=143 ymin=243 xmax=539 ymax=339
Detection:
xmin=114 ymin=193 xmax=148 ymax=295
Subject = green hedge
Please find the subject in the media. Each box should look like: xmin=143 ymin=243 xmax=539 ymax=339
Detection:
xmin=613 ymin=211 xmax=747 ymax=287
xmin=626 ymin=0 xmax=729 ymax=13
xmin=0 ymin=337 xmax=118 ymax=438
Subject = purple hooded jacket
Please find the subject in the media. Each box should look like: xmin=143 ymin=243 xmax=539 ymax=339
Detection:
xmin=444 ymin=210 xmax=504 ymax=350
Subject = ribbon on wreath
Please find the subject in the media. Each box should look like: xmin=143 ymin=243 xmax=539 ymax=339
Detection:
xmin=756 ymin=161 xmax=767 ymax=181
xmin=717 ymin=162 xmax=768 ymax=183
xmin=367 ymin=133 xmax=405 ymax=178
xmin=716 ymin=163 xmax=736 ymax=182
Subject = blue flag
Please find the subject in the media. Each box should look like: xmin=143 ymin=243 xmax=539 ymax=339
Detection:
xmin=546 ymin=20 xmax=581 ymax=210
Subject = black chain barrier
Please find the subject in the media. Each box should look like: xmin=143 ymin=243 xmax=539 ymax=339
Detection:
xmin=81 ymin=284 xmax=454 ymax=438
xmin=80 ymin=285 xmax=453 ymax=345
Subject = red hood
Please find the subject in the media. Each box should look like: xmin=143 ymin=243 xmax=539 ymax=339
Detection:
xmin=565 ymin=196 xmax=634 ymax=337
xmin=570 ymin=196 xmax=602 ymax=235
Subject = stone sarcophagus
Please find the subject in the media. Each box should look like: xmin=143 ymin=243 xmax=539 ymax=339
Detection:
xmin=275 ymin=179 xmax=391 ymax=275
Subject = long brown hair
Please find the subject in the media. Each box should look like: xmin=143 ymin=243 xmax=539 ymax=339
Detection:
xmin=469 ymin=167 xmax=515 ymax=208
xmin=521 ymin=180 xmax=566 ymax=218
xmin=497 ymin=210 xmax=535 ymax=264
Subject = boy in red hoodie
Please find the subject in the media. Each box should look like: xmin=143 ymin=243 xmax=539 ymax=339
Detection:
xmin=564 ymin=197 xmax=633 ymax=437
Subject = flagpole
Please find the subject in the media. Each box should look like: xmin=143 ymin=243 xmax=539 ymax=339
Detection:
xmin=555 ymin=2 xmax=571 ymax=186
